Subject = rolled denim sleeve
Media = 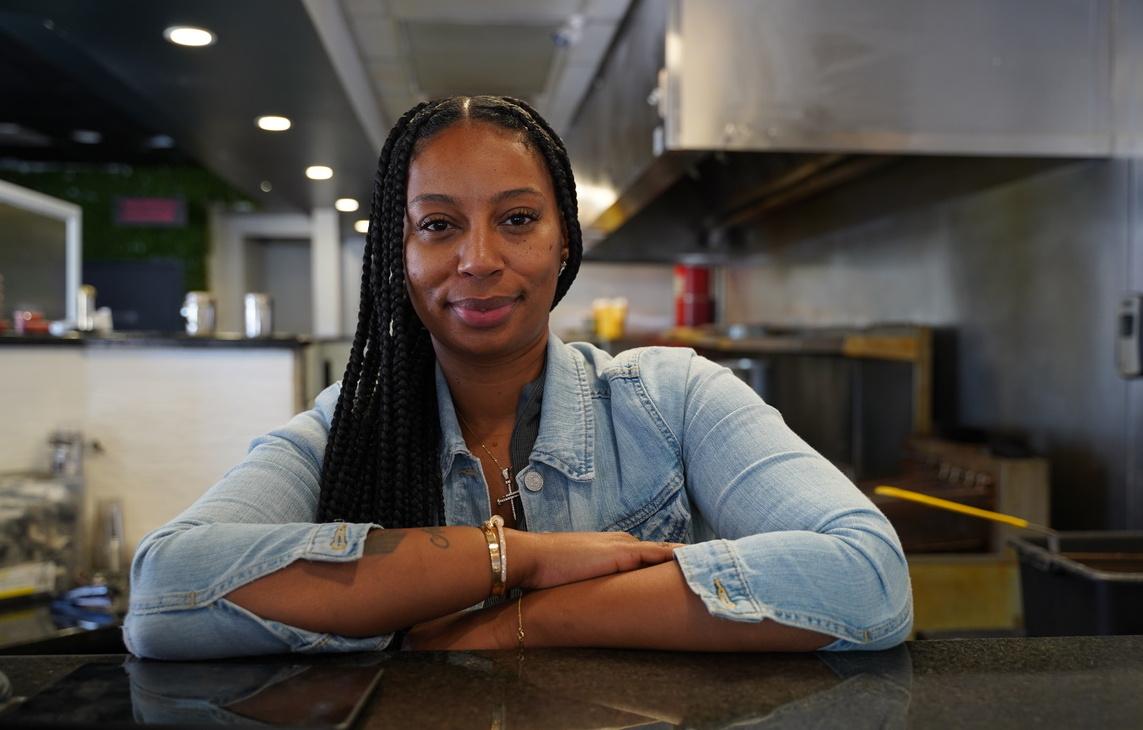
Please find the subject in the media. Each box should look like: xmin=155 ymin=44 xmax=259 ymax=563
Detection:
xmin=124 ymin=384 xmax=395 ymax=660
xmin=657 ymin=352 xmax=913 ymax=650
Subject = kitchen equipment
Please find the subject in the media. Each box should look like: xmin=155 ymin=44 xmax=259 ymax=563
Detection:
xmin=874 ymin=485 xmax=1059 ymax=552
xmin=75 ymin=285 xmax=96 ymax=332
xmin=179 ymin=291 xmax=215 ymax=336
xmin=717 ymin=357 xmax=769 ymax=399
xmin=674 ymin=264 xmax=714 ymax=326
xmin=1010 ymin=532 xmax=1143 ymax=636
xmin=93 ymin=499 xmax=125 ymax=580
xmin=48 ymin=430 xmax=84 ymax=479
xmin=243 ymin=292 xmax=273 ymax=338
xmin=0 ymin=474 xmax=80 ymax=599
xmin=92 ymin=306 xmax=113 ymax=333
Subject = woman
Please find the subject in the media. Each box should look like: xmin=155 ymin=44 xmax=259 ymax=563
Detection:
xmin=125 ymin=96 xmax=912 ymax=659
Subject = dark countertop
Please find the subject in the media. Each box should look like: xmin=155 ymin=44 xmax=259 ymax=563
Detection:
xmin=1 ymin=636 xmax=1140 ymax=728
xmin=0 ymin=602 xmax=123 ymax=656
xmin=0 ymin=332 xmax=309 ymax=348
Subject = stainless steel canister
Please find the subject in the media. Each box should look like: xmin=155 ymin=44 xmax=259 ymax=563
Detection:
xmin=180 ymin=291 xmax=216 ymax=336
xmin=243 ymin=293 xmax=273 ymax=338
xmin=76 ymin=284 xmax=96 ymax=331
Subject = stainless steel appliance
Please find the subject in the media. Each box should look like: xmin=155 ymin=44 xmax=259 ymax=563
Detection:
xmin=243 ymin=293 xmax=273 ymax=338
xmin=75 ymin=285 xmax=95 ymax=332
xmin=179 ymin=291 xmax=215 ymax=336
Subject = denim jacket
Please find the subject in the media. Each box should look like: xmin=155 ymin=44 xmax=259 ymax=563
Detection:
xmin=125 ymin=334 xmax=912 ymax=659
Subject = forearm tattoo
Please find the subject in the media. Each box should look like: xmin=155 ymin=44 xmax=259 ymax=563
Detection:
xmin=421 ymin=527 xmax=450 ymax=549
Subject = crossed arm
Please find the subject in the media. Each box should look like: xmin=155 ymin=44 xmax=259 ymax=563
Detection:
xmin=225 ymin=525 xmax=833 ymax=652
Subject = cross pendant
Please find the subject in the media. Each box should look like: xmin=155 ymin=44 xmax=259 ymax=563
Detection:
xmin=495 ymin=468 xmax=521 ymax=521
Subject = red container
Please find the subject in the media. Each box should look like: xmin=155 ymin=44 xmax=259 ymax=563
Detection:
xmin=674 ymin=265 xmax=714 ymax=326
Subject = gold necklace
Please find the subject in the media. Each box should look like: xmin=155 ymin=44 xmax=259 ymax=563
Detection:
xmin=456 ymin=411 xmax=522 ymax=521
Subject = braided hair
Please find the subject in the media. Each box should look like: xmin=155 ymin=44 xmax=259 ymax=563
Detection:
xmin=316 ymin=96 xmax=584 ymax=528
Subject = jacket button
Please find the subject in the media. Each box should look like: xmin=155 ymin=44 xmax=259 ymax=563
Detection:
xmin=523 ymin=471 xmax=544 ymax=492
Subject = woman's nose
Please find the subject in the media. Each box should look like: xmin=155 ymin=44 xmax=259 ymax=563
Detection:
xmin=456 ymin=224 xmax=503 ymax=278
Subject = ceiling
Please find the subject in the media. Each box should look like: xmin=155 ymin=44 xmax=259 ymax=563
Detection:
xmin=0 ymin=0 xmax=630 ymax=231
xmin=340 ymin=0 xmax=631 ymax=134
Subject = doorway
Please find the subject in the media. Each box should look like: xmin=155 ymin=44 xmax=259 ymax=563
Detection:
xmin=245 ymin=237 xmax=312 ymax=335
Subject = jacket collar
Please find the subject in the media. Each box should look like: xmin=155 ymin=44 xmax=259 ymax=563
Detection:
xmin=436 ymin=332 xmax=595 ymax=481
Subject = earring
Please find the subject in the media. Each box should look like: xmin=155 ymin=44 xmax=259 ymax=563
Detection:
xmin=559 ymin=259 xmax=568 ymax=276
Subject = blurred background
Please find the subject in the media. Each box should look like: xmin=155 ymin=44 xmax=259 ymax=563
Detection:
xmin=1 ymin=0 xmax=1142 ymax=648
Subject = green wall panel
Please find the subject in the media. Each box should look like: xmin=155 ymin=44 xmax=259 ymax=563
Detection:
xmin=1 ymin=165 xmax=248 ymax=291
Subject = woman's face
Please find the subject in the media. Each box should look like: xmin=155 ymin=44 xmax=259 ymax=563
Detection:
xmin=403 ymin=120 xmax=567 ymax=360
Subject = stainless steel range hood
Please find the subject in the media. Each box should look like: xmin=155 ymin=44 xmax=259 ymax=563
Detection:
xmin=567 ymin=0 xmax=1143 ymax=260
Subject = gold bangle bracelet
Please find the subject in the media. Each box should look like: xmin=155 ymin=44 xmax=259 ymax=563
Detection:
xmin=493 ymin=516 xmax=508 ymax=587
xmin=481 ymin=516 xmax=506 ymax=597
xmin=516 ymin=594 xmax=525 ymax=651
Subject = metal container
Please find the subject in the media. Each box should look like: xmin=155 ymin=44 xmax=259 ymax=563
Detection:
xmin=715 ymin=357 xmax=769 ymax=400
xmin=75 ymin=284 xmax=96 ymax=332
xmin=180 ymin=291 xmax=216 ymax=336
xmin=243 ymin=293 xmax=273 ymax=338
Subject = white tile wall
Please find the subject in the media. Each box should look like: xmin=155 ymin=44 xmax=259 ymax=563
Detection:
xmin=1 ymin=345 xmax=300 ymax=560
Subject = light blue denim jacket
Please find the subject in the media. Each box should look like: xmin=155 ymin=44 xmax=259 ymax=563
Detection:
xmin=125 ymin=334 xmax=912 ymax=659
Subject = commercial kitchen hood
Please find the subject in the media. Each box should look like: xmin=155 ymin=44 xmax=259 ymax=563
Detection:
xmin=567 ymin=0 xmax=1143 ymax=261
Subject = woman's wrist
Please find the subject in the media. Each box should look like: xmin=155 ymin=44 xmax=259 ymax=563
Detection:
xmin=503 ymin=528 xmax=534 ymax=590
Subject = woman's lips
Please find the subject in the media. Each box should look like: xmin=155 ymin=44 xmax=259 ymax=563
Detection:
xmin=449 ymin=296 xmax=519 ymax=328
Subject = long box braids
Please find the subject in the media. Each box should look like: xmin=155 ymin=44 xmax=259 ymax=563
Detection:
xmin=316 ymin=96 xmax=584 ymax=528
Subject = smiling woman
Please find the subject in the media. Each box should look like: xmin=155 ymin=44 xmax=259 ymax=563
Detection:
xmin=404 ymin=125 xmax=564 ymax=359
xmin=124 ymin=96 xmax=912 ymax=659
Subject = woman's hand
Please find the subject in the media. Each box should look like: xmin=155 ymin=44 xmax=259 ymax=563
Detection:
xmin=509 ymin=530 xmax=681 ymax=591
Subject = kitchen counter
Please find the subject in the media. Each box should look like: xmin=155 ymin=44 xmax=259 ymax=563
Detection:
xmin=0 ymin=332 xmax=308 ymax=348
xmin=0 ymin=602 xmax=124 ymax=656
xmin=1 ymin=636 xmax=1140 ymax=728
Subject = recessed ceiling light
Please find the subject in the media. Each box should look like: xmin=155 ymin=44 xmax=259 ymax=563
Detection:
xmin=72 ymin=129 xmax=102 ymax=144
xmin=354 ymin=219 xmax=369 ymax=234
xmin=163 ymin=25 xmax=215 ymax=47
xmin=256 ymin=115 xmax=291 ymax=132
xmin=335 ymin=198 xmax=358 ymax=212
xmin=306 ymin=165 xmax=333 ymax=180
xmin=260 ymin=180 xmax=273 ymax=192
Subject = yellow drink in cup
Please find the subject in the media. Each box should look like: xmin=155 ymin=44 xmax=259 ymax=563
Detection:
xmin=593 ymin=297 xmax=628 ymax=341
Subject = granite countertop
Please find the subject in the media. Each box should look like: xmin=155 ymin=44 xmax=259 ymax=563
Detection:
xmin=0 ymin=332 xmax=309 ymax=348
xmin=1 ymin=636 xmax=1140 ymax=728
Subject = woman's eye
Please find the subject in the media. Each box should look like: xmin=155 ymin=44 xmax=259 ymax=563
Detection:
xmin=503 ymin=211 xmax=538 ymax=227
xmin=419 ymin=218 xmax=451 ymax=233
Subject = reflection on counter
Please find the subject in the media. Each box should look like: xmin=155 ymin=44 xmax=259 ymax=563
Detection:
xmin=3 ymin=647 xmax=913 ymax=728
xmin=3 ymin=637 xmax=1143 ymax=728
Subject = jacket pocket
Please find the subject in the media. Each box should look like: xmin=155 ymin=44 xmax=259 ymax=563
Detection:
xmin=605 ymin=478 xmax=691 ymax=543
